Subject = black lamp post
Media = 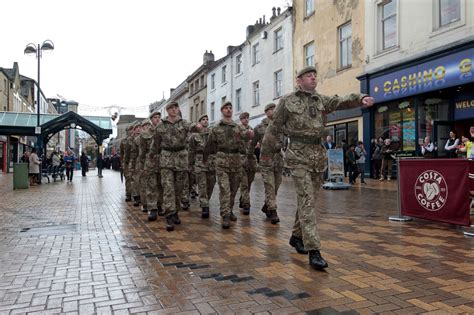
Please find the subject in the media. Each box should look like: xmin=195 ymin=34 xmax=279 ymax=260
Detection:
xmin=24 ymin=40 xmax=55 ymax=130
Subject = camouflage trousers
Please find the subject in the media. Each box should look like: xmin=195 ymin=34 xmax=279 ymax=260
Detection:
xmin=144 ymin=170 xmax=163 ymax=210
xmin=196 ymin=170 xmax=216 ymax=208
xmin=239 ymin=163 xmax=256 ymax=209
xmin=138 ymin=169 xmax=148 ymax=208
xmin=291 ymin=169 xmax=323 ymax=251
xmin=216 ymin=169 xmax=241 ymax=217
xmin=181 ymin=171 xmax=196 ymax=206
xmin=123 ymin=168 xmax=132 ymax=198
xmin=260 ymin=156 xmax=283 ymax=210
xmin=131 ymin=167 xmax=141 ymax=197
xmin=161 ymin=168 xmax=186 ymax=216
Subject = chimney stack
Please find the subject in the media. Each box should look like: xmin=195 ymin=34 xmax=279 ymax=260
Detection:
xmin=277 ymin=7 xmax=281 ymax=15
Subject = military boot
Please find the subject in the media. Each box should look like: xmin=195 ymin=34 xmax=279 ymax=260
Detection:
xmin=141 ymin=206 xmax=148 ymax=213
xmin=125 ymin=195 xmax=132 ymax=202
xmin=289 ymin=235 xmax=308 ymax=254
xmin=133 ymin=196 xmax=141 ymax=207
xmin=173 ymin=213 xmax=181 ymax=225
xmin=242 ymin=207 xmax=250 ymax=215
xmin=190 ymin=191 xmax=197 ymax=199
xmin=148 ymin=209 xmax=158 ymax=221
xmin=165 ymin=215 xmax=174 ymax=231
xmin=261 ymin=203 xmax=271 ymax=218
xmin=201 ymin=207 xmax=210 ymax=218
xmin=181 ymin=202 xmax=190 ymax=211
xmin=309 ymin=250 xmax=328 ymax=270
xmin=157 ymin=206 xmax=165 ymax=216
xmin=229 ymin=211 xmax=237 ymax=221
xmin=269 ymin=210 xmax=280 ymax=224
xmin=222 ymin=214 xmax=231 ymax=229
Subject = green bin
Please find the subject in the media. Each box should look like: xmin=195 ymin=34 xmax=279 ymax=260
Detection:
xmin=13 ymin=163 xmax=29 ymax=189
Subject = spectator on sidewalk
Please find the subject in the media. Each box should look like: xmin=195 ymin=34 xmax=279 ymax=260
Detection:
xmin=28 ymin=148 xmax=41 ymax=186
xmin=346 ymin=144 xmax=359 ymax=184
xmin=371 ymin=137 xmax=383 ymax=179
xmin=80 ymin=152 xmax=89 ymax=176
xmin=444 ymin=131 xmax=459 ymax=158
xmin=420 ymin=136 xmax=436 ymax=158
xmin=380 ymin=138 xmax=397 ymax=181
xmin=64 ymin=149 xmax=76 ymax=182
xmin=355 ymin=141 xmax=367 ymax=184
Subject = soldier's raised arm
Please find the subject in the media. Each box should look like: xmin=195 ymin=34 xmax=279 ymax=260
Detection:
xmin=203 ymin=128 xmax=216 ymax=163
xmin=320 ymin=93 xmax=368 ymax=113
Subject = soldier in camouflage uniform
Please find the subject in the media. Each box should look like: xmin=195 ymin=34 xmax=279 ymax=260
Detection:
xmin=204 ymin=101 xmax=250 ymax=229
xmin=251 ymin=103 xmax=284 ymax=224
xmin=261 ymin=66 xmax=375 ymax=270
xmin=149 ymin=101 xmax=198 ymax=231
xmin=137 ymin=119 xmax=152 ymax=214
xmin=189 ymin=114 xmax=216 ymax=219
xmin=144 ymin=111 xmax=163 ymax=221
xmin=120 ymin=124 xmax=133 ymax=202
xmin=130 ymin=123 xmax=142 ymax=207
xmin=238 ymin=112 xmax=256 ymax=215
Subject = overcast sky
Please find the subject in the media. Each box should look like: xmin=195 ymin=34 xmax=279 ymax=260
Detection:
xmin=1 ymin=0 xmax=290 ymax=117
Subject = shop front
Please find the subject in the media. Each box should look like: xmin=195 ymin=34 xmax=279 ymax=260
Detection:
xmin=359 ymin=41 xmax=474 ymax=170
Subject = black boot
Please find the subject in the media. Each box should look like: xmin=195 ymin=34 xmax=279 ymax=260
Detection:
xmin=142 ymin=206 xmax=148 ymax=213
xmin=229 ymin=212 xmax=237 ymax=221
xmin=148 ymin=210 xmax=158 ymax=221
xmin=165 ymin=215 xmax=174 ymax=231
xmin=269 ymin=210 xmax=280 ymax=224
xmin=125 ymin=196 xmax=132 ymax=202
xmin=289 ymin=235 xmax=308 ymax=254
xmin=191 ymin=191 xmax=197 ymax=199
xmin=181 ymin=202 xmax=190 ymax=211
xmin=201 ymin=207 xmax=210 ymax=218
xmin=261 ymin=204 xmax=271 ymax=218
xmin=309 ymin=250 xmax=328 ymax=270
xmin=133 ymin=196 xmax=141 ymax=207
xmin=157 ymin=206 xmax=165 ymax=216
xmin=173 ymin=213 xmax=181 ymax=225
xmin=222 ymin=214 xmax=230 ymax=229
xmin=242 ymin=207 xmax=250 ymax=215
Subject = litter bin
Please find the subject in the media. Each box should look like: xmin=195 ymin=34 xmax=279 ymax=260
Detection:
xmin=13 ymin=163 xmax=29 ymax=189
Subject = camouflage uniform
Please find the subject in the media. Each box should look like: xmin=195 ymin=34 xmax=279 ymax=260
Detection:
xmin=204 ymin=119 xmax=245 ymax=219
xmin=261 ymin=88 xmax=366 ymax=251
xmin=137 ymin=123 xmax=152 ymax=212
xmin=149 ymin=117 xmax=195 ymax=218
xmin=252 ymin=116 xmax=284 ymax=218
xmin=128 ymin=133 xmax=140 ymax=201
xmin=189 ymin=128 xmax=216 ymax=210
xmin=239 ymin=124 xmax=257 ymax=212
xmin=119 ymin=134 xmax=132 ymax=200
xmin=144 ymin=123 xmax=163 ymax=213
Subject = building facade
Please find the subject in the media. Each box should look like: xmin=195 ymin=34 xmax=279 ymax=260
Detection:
xmin=293 ymin=0 xmax=366 ymax=146
xmin=359 ymin=0 xmax=474 ymax=159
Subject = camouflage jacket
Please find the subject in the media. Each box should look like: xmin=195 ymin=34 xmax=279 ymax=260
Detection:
xmin=143 ymin=125 xmax=160 ymax=172
xmin=128 ymin=135 xmax=139 ymax=170
xmin=261 ymin=89 xmax=366 ymax=172
xmin=119 ymin=137 xmax=130 ymax=170
xmin=138 ymin=129 xmax=154 ymax=172
xmin=149 ymin=118 xmax=195 ymax=171
xmin=204 ymin=119 xmax=246 ymax=172
xmin=252 ymin=118 xmax=285 ymax=169
xmin=189 ymin=129 xmax=214 ymax=172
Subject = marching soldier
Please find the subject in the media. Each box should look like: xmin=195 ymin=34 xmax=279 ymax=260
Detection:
xmin=238 ymin=112 xmax=256 ymax=215
xmin=120 ymin=124 xmax=133 ymax=202
xmin=251 ymin=103 xmax=284 ymax=224
xmin=144 ymin=111 xmax=163 ymax=221
xmin=204 ymin=101 xmax=250 ymax=229
xmin=148 ymin=101 xmax=198 ymax=231
xmin=137 ymin=119 xmax=152 ymax=214
xmin=129 ymin=122 xmax=142 ymax=207
xmin=189 ymin=114 xmax=216 ymax=218
xmin=260 ymin=66 xmax=375 ymax=270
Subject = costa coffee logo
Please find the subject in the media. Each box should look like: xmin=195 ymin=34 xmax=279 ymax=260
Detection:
xmin=414 ymin=170 xmax=448 ymax=211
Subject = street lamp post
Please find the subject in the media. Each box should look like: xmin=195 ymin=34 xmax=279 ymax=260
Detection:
xmin=24 ymin=40 xmax=54 ymax=131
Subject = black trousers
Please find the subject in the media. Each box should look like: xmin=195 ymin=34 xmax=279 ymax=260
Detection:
xmin=66 ymin=166 xmax=74 ymax=181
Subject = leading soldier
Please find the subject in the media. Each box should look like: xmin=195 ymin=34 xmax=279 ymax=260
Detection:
xmin=260 ymin=66 xmax=375 ymax=270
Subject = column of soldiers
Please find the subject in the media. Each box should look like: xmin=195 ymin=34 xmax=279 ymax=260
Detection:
xmin=120 ymin=66 xmax=375 ymax=271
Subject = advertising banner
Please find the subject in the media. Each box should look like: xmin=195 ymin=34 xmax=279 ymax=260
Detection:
xmin=327 ymin=149 xmax=344 ymax=178
xmin=399 ymin=159 xmax=472 ymax=226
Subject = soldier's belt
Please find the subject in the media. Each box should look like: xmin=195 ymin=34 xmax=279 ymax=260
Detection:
xmin=217 ymin=148 xmax=240 ymax=154
xmin=290 ymin=136 xmax=321 ymax=145
xmin=161 ymin=146 xmax=186 ymax=152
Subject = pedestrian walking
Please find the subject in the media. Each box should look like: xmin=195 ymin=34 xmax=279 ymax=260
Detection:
xmin=28 ymin=148 xmax=41 ymax=186
xmin=80 ymin=152 xmax=89 ymax=176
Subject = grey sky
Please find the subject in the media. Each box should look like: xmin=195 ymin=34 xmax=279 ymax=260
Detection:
xmin=1 ymin=0 xmax=290 ymax=117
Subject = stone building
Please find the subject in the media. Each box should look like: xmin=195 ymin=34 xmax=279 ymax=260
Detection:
xmin=186 ymin=51 xmax=215 ymax=122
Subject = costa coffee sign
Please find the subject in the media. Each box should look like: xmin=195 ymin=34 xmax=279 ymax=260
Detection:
xmin=414 ymin=170 xmax=448 ymax=211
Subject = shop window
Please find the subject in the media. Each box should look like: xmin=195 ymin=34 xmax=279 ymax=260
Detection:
xmin=417 ymin=97 xmax=449 ymax=142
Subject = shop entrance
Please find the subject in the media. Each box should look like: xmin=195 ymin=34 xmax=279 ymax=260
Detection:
xmin=434 ymin=121 xmax=454 ymax=158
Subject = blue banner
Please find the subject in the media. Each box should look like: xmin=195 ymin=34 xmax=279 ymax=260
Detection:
xmin=370 ymin=48 xmax=473 ymax=102
xmin=454 ymin=93 xmax=474 ymax=120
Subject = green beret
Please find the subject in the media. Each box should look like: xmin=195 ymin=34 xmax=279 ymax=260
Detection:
xmin=141 ymin=119 xmax=151 ymax=127
xmin=239 ymin=112 xmax=249 ymax=119
xmin=198 ymin=114 xmax=208 ymax=122
xmin=166 ymin=101 xmax=179 ymax=110
xmin=297 ymin=66 xmax=317 ymax=78
xmin=264 ymin=103 xmax=276 ymax=112
xmin=149 ymin=111 xmax=161 ymax=119
xmin=220 ymin=101 xmax=232 ymax=111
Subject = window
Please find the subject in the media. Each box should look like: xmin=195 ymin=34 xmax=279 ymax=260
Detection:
xmin=200 ymin=100 xmax=204 ymax=116
xmin=439 ymin=0 xmax=460 ymax=27
xmin=236 ymin=55 xmax=242 ymax=74
xmin=339 ymin=22 xmax=352 ymax=69
xmin=274 ymin=28 xmax=283 ymax=52
xmin=210 ymin=102 xmax=215 ymax=121
xmin=304 ymin=42 xmax=315 ymax=66
xmin=252 ymin=43 xmax=260 ymax=65
xmin=274 ymin=70 xmax=283 ymax=98
xmin=305 ymin=0 xmax=315 ymax=17
xmin=190 ymin=106 xmax=194 ymax=122
xmin=378 ymin=0 xmax=397 ymax=51
xmin=190 ymin=83 xmax=194 ymax=94
xmin=253 ymin=81 xmax=260 ymax=106
xmin=221 ymin=66 xmax=227 ymax=83
xmin=200 ymin=75 xmax=204 ymax=88
xmin=211 ymin=73 xmax=215 ymax=90
xmin=236 ymin=88 xmax=242 ymax=112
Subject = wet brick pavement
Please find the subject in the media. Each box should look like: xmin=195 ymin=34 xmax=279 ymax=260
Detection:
xmin=0 ymin=170 xmax=473 ymax=314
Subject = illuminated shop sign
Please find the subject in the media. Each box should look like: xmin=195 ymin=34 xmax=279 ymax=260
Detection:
xmin=454 ymin=94 xmax=474 ymax=120
xmin=370 ymin=48 xmax=473 ymax=102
